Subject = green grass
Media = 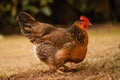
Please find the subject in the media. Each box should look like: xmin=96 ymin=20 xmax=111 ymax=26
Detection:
xmin=0 ymin=24 xmax=120 ymax=80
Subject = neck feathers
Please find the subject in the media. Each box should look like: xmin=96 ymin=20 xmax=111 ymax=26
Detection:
xmin=68 ymin=25 xmax=88 ymax=46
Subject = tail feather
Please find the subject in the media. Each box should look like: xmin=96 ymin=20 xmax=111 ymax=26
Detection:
xmin=17 ymin=12 xmax=37 ymax=35
xmin=17 ymin=12 xmax=56 ymax=44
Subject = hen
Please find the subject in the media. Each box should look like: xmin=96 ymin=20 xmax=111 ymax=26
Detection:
xmin=17 ymin=12 xmax=91 ymax=72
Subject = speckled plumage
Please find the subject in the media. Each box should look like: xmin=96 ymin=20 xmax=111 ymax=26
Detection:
xmin=17 ymin=12 xmax=89 ymax=72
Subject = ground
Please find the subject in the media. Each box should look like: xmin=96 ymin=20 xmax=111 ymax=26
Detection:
xmin=0 ymin=24 xmax=120 ymax=80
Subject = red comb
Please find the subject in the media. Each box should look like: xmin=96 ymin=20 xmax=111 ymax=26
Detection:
xmin=80 ymin=16 xmax=89 ymax=24
xmin=80 ymin=15 xmax=90 ymax=29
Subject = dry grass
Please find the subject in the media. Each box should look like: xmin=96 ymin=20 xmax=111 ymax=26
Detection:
xmin=0 ymin=24 xmax=120 ymax=80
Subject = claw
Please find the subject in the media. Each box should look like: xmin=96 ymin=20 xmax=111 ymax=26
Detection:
xmin=58 ymin=65 xmax=78 ymax=73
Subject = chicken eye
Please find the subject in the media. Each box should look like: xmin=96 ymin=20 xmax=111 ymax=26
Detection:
xmin=80 ymin=20 xmax=84 ymax=22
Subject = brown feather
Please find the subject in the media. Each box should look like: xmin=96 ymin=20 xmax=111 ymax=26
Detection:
xmin=17 ymin=12 xmax=89 ymax=72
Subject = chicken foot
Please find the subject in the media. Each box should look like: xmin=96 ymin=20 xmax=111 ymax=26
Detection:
xmin=59 ymin=65 xmax=78 ymax=73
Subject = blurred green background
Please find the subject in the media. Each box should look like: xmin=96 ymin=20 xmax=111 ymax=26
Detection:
xmin=0 ymin=0 xmax=120 ymax=34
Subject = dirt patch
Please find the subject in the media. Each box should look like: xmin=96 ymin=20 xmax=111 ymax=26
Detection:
xmin=0 ymin=25 xmax=120 ymax=80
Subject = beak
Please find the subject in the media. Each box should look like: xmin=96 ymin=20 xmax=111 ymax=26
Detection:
xmin=89 ymin=22 xmax=92 ymax=25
